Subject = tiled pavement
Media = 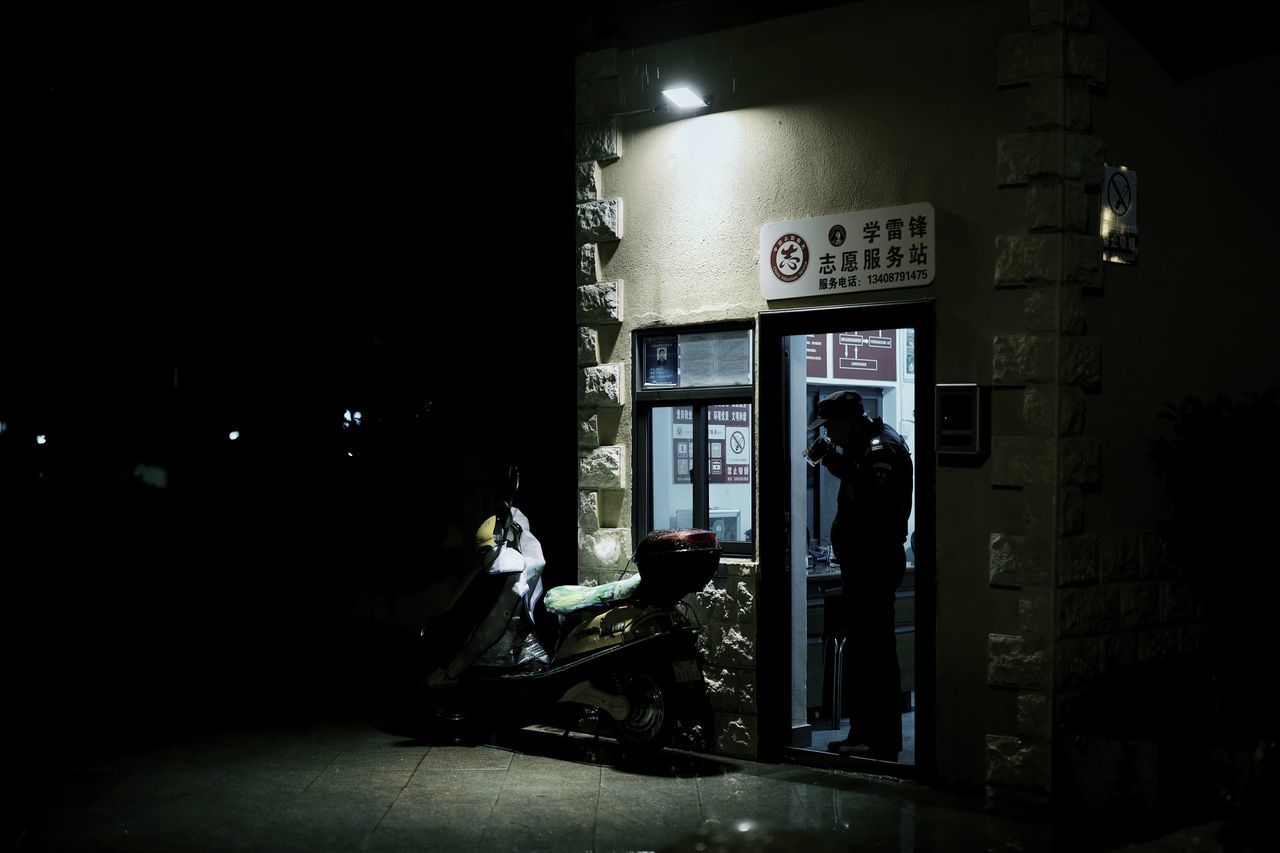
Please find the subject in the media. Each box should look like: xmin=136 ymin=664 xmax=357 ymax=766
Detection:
xmin=9 ymin=719 xmax=1214 ymax=852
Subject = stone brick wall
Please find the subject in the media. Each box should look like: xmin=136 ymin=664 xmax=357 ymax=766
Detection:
xmin=690 ymin=559 xmax=759 ymax=758
xmin=988 ymin=0 xmax=1105 ymax=808
xmin=989 ymin=0 xmax=1240 ymax=813
xmin=575 ymin=49 xmax=756 ymax=760
xmin=575 ymin=50 xmax=630 ymax=587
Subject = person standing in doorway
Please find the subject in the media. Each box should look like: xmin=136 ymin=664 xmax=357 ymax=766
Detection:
xmin=805 ymin=390 xmax=913 ymax=760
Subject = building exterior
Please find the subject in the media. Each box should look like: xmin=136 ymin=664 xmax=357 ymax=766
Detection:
xmin=575 ymin=0 xmax=1279 ymax=814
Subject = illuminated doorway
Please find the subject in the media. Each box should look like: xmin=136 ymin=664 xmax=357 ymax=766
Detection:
xmin=758 ymin=301 xmax=935 ymax=778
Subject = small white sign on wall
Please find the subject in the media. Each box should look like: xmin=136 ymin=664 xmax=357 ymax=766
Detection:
xmin=1101 ymin=164 xmax=1138 ymax=265
xmin=759 ymin=202 xmax=935 ymax=300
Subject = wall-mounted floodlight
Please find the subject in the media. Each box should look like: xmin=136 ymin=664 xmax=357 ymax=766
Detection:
xmin=662 ymin=87 xmax=710 ymax=109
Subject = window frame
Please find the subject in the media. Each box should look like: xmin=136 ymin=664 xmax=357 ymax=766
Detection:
xmin=632 ymin=322 xmax=755 ymax=557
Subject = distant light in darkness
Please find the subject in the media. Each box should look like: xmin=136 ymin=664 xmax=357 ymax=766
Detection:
xmin=36 ymin=434 xmax=47 ymax=445
xmin=228 ymin=431 xmax=240 ymax=441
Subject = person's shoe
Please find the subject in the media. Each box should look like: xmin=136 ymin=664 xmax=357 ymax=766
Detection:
xmin=825 ymin=738 xmax=849 ymax=754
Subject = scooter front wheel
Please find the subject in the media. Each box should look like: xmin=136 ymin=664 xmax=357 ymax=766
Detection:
xmin=609 ymin=669 xmax=670 ymax=751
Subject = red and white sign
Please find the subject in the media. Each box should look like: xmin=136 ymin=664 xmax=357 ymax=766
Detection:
xmin=760 ymin=202 xmax=935 ymax=300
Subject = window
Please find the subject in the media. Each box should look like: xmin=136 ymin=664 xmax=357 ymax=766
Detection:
xmin=633 ymin=324 xmax=753 ymax=556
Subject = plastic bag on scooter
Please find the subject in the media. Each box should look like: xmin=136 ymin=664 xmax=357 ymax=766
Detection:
xmin=466 ymin=506 xmax=551 ymax=668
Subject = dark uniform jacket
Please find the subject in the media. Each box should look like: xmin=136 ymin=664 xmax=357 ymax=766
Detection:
xmin=821 ymin=417 xmax=913 ymax=552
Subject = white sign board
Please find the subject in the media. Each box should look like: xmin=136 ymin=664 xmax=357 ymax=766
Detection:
xmin=1101 ymin=165 xmax=1138 ymax=265
xmin=760 ymin=202 xmax=935 ymax=300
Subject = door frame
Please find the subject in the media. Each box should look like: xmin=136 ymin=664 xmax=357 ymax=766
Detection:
xmin=756 ymin=299 xmax=936 ymax=782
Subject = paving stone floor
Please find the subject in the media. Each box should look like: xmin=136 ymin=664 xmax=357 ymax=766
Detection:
xmin=8 ymin=717 xmax=1228 ymax=852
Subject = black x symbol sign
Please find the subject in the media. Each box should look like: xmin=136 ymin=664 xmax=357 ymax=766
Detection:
xmin=1108 ymin=172 xmax=1132 ymax=215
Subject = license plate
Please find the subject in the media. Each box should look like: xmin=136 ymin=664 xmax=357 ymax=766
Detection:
xmin=672 ymin=660 xmax=701 ymax=683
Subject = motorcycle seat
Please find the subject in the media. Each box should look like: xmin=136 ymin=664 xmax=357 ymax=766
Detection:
xmin=544 ymin=574 xmax=641 ymax=615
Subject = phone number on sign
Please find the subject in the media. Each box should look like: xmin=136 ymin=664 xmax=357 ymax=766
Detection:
xmin=867 ymin=269 xmax=929 ymax=284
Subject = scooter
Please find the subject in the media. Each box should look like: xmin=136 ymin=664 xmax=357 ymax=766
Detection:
xmin=420 ymin=470 xmax=719 ymax=753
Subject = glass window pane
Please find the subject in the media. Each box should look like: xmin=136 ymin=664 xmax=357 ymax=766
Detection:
xmin=707 ymin=403 xmax=752 ymax=543
xmin=678 ymin=330 xmax=752 ymax=388
xmin=650 ymin=406 xmax=693 ymax=532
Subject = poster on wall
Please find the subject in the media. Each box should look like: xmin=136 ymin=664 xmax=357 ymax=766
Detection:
xmin=673 ymin=404 xmax=751 ymax=484
xmin=645 ymin=337 xmax=678 ymax=386
xmin=905 ymin=331 xmax=915 ymax=382
xmin=806 ymin=334 xmax=828 ymax=378
xmin=831 ymin=330 xmax=897 ymax=382
xmin=760 ymin=201 xmax=936 ymax=300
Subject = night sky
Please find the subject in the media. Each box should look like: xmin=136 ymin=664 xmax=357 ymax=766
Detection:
xmin=7 ymin=16 xmax=574 ymax=739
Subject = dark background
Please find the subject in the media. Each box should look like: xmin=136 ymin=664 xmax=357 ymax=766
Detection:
xmin=6 ymin=13 xmax=575 ymax=742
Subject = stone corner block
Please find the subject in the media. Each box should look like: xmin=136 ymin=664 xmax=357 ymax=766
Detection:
xmin=577 ymin=489 xmax=599 ymax=531
xmin=578 ymin=409 xmax=599 ymax=448
xmin=575 ymin=161 xmax=601 ymax=204
xmin=991 ymin=435 xmax=1056 ymax=488
xmin=1017 ymin=690 xmax=1052 ymax=739
xmin=1025 ymin=180 xmax=1090 ymax=232
xmin=1021 ymin=386 xmax=1085 ymax=437
xmin=580 ymin=363 xmax=624 ymax=407
xmin=575 ymin=49 xmax=619 ymax=82
xmin=986 ymin=734 xmax=1051 ymax=792
xmin=1065 ymin=234 xmax=1104 ymax=289
xmin=578 ymin=445 xmax=625 ymax=489
xmin=1057 ymin=533 xmax=1099 ymax=586
xmin=577 ymin=326 xmax=600 ymax=368
xmin=1062 ymin=336 xmax=1101 ymax=389
xmin=1023 ymin=285 xmax=1085 ymax=336
xmin=1099 ymin=533 xmax=1140 ymax=583
xmin=576 ymin=198 xmax=623 ymax=245
xmin=1139 ymin=532 xmax=1171 ymax=579
xmin=1061 ymin=436 xmax=1100 ymax=486
xmin=990 ymin=533 xmax=1049 ymax=587
xmin=1030 ymin=0 xmax=1090 ymax=31
xmin=998 ymin=133 xmax=1103 ymax=185
xmin=995 ymin=234 xmax=1056 ymax=288
xmin=577 ymin=280 xmax=623 ymax=325
xmin=998 ymin=29 xmax=1064 ymax=86
xmin=577 ymin=244 xmax=601 ymax=285
xmin=575 ymin=118 xmax=619 ymax=163
xmin=577 ymin=526 xmax=632 ymax=571
xmin=1026 ymin=79 xmax=1093 ymax=133
xmin=988 ymin=633 xmax=1051 ymax=690
xmin=1066 ymin=31 xmax=1107 ymax=87
xmin=714 ymin=713 xmax=758 ymax=760
xmin=993 ymin=334 xmax=1055 ymax=384
xmin=576 ymin=78 xmax=623 ymax=121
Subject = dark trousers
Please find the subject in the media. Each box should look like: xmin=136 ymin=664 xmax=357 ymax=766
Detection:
xmin=836 ymin=542 xmax=905 ymax=752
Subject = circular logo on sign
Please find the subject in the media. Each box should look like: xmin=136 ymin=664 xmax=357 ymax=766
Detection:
xmin=770 ymin=233 xmax=809 ymax=283
xmin=828 ymin=224 xmax=846 ymax=247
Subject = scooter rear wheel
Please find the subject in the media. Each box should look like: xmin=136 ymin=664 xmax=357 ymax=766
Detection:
xmin=610 ymin=670 xmax=670 ymax=750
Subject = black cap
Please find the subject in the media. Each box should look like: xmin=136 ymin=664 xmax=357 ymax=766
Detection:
xmin=807 ymin=390 xmax=865 ymax=430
